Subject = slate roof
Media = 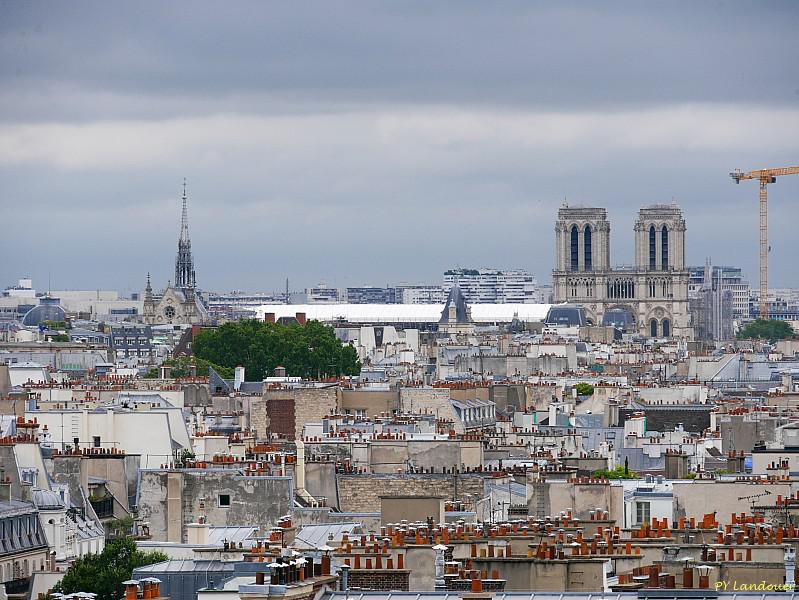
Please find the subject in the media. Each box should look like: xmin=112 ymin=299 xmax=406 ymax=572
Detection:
xmin=135 ymin=559 xmax=235 ymax=573
xmin=439 ymin=286 xmax=471 ymax=324
xmin=292 ymin=522 xmax=361 ymax=550
xmin=207 ymin=526 xmax=258 ymax=546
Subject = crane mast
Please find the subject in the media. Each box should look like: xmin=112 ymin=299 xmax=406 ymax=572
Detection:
xmin=730 ymin=165 xmax=799 ymax=320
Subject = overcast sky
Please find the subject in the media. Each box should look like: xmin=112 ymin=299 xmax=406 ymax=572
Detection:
xmin=1 ymin=1 xmax=798 ymax=295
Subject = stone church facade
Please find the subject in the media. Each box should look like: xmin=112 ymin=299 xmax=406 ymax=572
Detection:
xmin=552 ymin=203 xmax=692 ymax=338
xmin=142 ymin=182 xmax=209 ymax=326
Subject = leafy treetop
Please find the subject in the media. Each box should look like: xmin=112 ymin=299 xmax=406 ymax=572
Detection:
xmin=192 ymin=319 xmax=361 ymax=381
xmin=143 ymin=356 xmax=233 ymax=379
xmin=51 ymin=537 xmax=167 ymax=600
xmin=593 ymin=464 xmax=638 ymax=480
xmin=737 ymin=319 xmax=795 ymax=343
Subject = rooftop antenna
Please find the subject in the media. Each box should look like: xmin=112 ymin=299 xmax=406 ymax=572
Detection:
xmin=737 ymin=490 xmax=771 ymax=515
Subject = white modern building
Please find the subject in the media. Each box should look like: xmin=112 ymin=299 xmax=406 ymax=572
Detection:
xmin=443 ymin=268 xmax=540 ymax=303
xmin=394 ymin=285 xmax=446 ymax=304
xmin=688 ymin=264 xmax=750 ymax=318
xmin=304 ymin=284 xmax=343 ymax=304
xmin=3 ymin=279 xmax=36 ymax=299
xmin=256 ymin=303 xmax=551 ymax=325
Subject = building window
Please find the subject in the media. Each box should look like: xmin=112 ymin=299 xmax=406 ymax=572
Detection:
xmin=93 ymin=436 xmax=101 ymax=448
xmin=662 ymin=318 xmax=670 ymax=337
xmin=649 ymin=226 xmax=656 ymax=270
xmin=650 ymin=319 xmax=658 ymax=337
xmin=218 ymin=494 xmax=231 ymax=507
xmin=635 ymin=501 xmax=651 ymax=525
xmin=20 ymin=469 xmax=37 ymax=486
xmin=570 ymin=225 xmax=579 ymax=271
xmin=661 ymin=225 xmax=669 ymax=270
xmin=584 ymin=226 xmax=592 ymax=271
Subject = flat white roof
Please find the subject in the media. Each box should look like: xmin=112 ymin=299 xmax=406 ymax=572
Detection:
xmin=255 ymin=303 xmax=551 ymax=324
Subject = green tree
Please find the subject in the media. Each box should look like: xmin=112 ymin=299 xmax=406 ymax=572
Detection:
xmin=52 ymin=538 xmax=167 ymax=600
xmin=575 ymin=383 xmax=594 ymax=396
xmin=193 ymin=319 xmax=361 ymax=380
xmin=106 ymin=516 xmax=135 ymax=539
xmin=737 ymin=319 xmax=795 ymax=342
xmin=175 ymin=448 xmax=195 ymax=467
xmin=142 ymin=357 xmax=235 ymax=379
xmin=593 ymin=465 xmax=638 ymax=480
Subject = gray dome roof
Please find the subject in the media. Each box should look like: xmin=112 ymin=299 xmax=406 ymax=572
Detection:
xmin=22 ymin=297 xmax=66 ymax=327
xmin=33 ymin=489 xmax=64 ymax=510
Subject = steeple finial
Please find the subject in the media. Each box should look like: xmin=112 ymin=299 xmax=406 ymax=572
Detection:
xmin=180 ymin=178 xmax=190 ymax=243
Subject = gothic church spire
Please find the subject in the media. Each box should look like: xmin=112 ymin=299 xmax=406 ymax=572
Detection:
xmin=175 ymin=178 xmax=196 ymax=289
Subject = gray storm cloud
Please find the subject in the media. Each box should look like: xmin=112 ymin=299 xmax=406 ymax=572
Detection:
xmin=1 ymin=1 xmax=798 ymax=292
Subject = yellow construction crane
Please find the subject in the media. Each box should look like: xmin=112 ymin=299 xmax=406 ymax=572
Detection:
xmin=730 ymin=165 xmax=799 ymax=319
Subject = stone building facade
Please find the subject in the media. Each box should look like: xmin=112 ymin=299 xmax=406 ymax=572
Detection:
xmin=137 ymin=468 xmax=293 ymax=542
xmin=256 ymin=387 xmax=339 ymax=441
xmin=336 ymin=472 xmax=485 ymax=513
xmin=552 ymin=203 xmax=692 ymax=338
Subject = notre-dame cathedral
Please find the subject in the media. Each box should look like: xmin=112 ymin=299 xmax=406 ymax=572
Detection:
xmin=142 ymin=182 xmax=209 ymax=326
xmin=552 ymin=202 xmax=692 ymax=338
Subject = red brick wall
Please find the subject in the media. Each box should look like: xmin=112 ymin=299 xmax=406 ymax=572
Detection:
xmin=347 ymin=569 xmax=410 ymax=591
xmin=266 ymin=397 xmax=296 ymax=439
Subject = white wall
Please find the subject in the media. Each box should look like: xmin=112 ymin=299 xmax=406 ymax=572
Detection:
xmin=192 ymin=436 xmax=229 ymax=461
xmin=638 ymin=385 xmax=708 ymax=405
xmin=27 ymin=409 xmax=190 ymax=468
xmin=14 ymin=442 xmax=49 ymax=489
